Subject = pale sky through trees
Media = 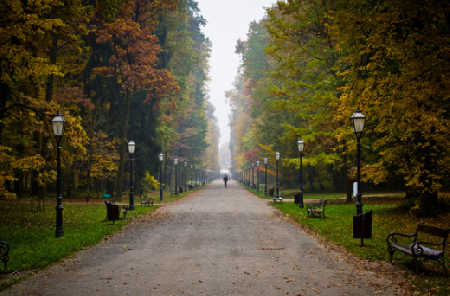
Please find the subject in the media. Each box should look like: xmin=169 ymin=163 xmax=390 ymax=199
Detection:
xmin=198 ymin=0 xmax=276 ymax=147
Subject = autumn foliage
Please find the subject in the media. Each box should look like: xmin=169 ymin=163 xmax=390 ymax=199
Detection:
xmin=0 ymin=0 xmax=218 ymax=201
xmin=229 ymin=0 xmax=450 ymax=216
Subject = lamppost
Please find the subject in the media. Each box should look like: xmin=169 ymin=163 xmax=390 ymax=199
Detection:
xmin=251 ymin=163 xmax=254 ymax=188
xmin=159 ymin=152 xmax=164 ymax=201
xmin=351 ymin=108 xmax=366 ymax=215
xmin=264 ymin=157 xmax=268 ymax=195
xmin=184 ymin=161 xmax=187 ymax=192
xmin=174 ymin=158 xmax=179 ymax=195
xmin=195 ymin=165 xmax=198 ymax=187
xmin=128 ymin=140 xmax=135 ymax=211
xmin=203 ymin=168 xmax=206 ymax=185
xmin=247 ymin=165 xmax=249 ymax=186
xmin=190 ymin=164 xmax=193 ymax=190
xmin=51 ymin=111 xmax=65 ymax=238
xmin=275 ymin=151 xmax=280 ymax=199
xmin=256 ymin=161 xmax=260 ymax=192
xmin=297 ymin=138 xmax=305 ymax=208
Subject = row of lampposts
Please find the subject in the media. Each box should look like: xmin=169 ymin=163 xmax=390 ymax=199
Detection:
xmin=240 ymin=108 xmax=366 ymax=215
xmin=51 ymin=111 xmax=207 ymax=238
xmin=51 ymin=108 xmax=365 ymax=238
xmin=171 ymin=158 xmax=207 ymax=196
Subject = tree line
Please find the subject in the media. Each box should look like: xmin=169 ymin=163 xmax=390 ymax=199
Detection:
xmin=228 ymin=0 xmax=450 ymax=216
xmin=0 ymin=0 xmax=219 ymax=202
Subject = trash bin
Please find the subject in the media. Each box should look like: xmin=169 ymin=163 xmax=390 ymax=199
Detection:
xmin=353 ymin=210 xmax=372 ymax=239
xmin=294 ymin=193 xmax=301 ymax=204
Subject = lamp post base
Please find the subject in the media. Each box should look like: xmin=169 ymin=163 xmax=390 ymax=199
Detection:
xmin=298 ymin=189 xmax=304 ymax=209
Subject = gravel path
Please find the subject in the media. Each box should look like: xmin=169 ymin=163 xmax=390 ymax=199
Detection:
xmin=1 ymin=180 xmax=405 ymax=295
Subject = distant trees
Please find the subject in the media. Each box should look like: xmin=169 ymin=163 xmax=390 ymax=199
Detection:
xmin=229 ymin=0 xmax=450 ymax=216
xmin=0 ymin=0 xmax=218 ymax=201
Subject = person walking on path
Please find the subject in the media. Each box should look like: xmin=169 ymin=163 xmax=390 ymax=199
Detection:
xmin=223 ymin=174 xmax=228 ymax=187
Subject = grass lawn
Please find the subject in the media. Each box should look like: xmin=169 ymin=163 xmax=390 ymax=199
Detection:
xmin=271 ymin=202 xmax=450 ymax=295
xmin=0 ymin=202 xmax=158 ymax=273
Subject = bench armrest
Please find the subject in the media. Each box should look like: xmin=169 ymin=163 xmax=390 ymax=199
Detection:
xmin=411 ymin=241 xmax=444 ymax=257
xmin=386 ymin=231 xmax=417 ymax=245
xmin=0 ymin=241 xmax=9 ymax=254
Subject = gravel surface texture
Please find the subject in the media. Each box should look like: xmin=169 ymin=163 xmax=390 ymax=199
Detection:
xmin=1 ymin=180 xmax=406 ymax=295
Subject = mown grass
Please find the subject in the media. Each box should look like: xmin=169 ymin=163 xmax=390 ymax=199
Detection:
xmin=271 ymin=202 xmax=450 ymax=295
xmin=0 ymin=202 xmax=158 ymax=273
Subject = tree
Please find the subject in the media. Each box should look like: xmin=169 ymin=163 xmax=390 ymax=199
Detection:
xmin=95 ymin=0 xmax=179 ymax=200
xmin=332 ymin=0 xmax=450 ymax=216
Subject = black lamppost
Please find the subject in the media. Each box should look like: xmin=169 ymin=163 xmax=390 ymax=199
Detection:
xmin=195 ymin=165 xmax=198 ymax=187
xmin=264 ymin=157 xmax=268 ymax=195
xmin=246 ymin=165 xmax=249 ymax=185
xmin=297 ymin=138 xmax=305 ymax=208
xmin=159 ymin=153 xmax=164 ymax=201
xmin=128 ymin=140 xmax=135 ymax=211
xmin=51 ymin=111 xmax=65 ymax=238
xmin=351 ymin=108 xmax=366 ymax=215
xmin=275 ymin=151 xmax=280 ymax=199
xmin=256 ymin=161 xmax=260 ymax=192
xmin=190 ymin=164 xmax=193 ymax=190
xmin=203 ymin=168 xmax=206 ymax=185
xmin=174 ymin=158 xmax=179 ymax=195
xmin=184 ymin=161 xmax=187 ymax=192
xmin=251 ymin=163 xmax=254 ymax=188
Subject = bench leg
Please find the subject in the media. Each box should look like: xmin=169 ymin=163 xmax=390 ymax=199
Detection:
xmin=1 ymin=257 xmax=8 ymax=270
xmin=387 ymin=245 xmax=396 ymax=263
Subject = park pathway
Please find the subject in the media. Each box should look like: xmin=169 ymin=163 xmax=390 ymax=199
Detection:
xmin=1 ymin=180 xmax=405 ymax=295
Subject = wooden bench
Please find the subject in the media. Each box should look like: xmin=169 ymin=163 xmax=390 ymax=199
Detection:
xmin=140 ymin=194 xmax=154 ymax=206
xmin=268 ymin=187 xmax=283 ymax=203
xmin=306 ymin=199 xmax=327 ymax=218
xmin=0 ymin=241 xmax=9 ymax=270
xmin=104 ymin=200 xmax=128 ymax=224
xmin=387 ymin=221 xmax=449 ymax=274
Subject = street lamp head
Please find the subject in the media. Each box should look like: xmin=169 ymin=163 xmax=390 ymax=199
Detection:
xmin=297 ymin=139 xmax=305 ymax=154
xmin=276 ymin=151 xmax=280 ymax=160
xmin=185 ymin=161 xmax=187 ymax=167
xmin=351 ymin=108 xmax=366 ymax=135
xmin=174 ymin=158 xmax=178 ymax=166
xmin=264 ymin=157 xmax=268 ymax=165
xmin=128 ymin=140 xmax=135 ymax=154
xmin=257 ymin=160 xmax=260 ymax=167
xmin=159 ymin=152 xmax=164 ymax=162
xmin=252 ymin=163 xmax=254 ymax=168
xmin=191 ymin=164 xmax=193 ymax=168
xmin=51 ymin=112 xmax=65 ymax=140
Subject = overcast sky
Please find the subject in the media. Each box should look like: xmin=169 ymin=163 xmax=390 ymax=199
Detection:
xmin=197 ymin=0 xmax=276 ymax=147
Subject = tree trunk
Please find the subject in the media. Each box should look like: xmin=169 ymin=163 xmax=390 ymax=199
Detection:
xmin=342 ymin=151 xmax=352 ymax=203
xmin=13 ymin=171 xmax=23 ymax=199
xmin=66 ymin=163 xmax=74 ymax=197
xmin=114 ymin=90 xmax=132 ymax=202
xmin=164 ymin=151 xmax=168 ymax=189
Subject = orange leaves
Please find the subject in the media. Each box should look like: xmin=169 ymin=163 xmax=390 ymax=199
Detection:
xmin=95 ymin=0 xmax=179 ymax=100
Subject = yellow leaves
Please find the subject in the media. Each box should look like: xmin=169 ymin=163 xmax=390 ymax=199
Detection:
xmin=142 ymin=172 xmax=160 ymax=190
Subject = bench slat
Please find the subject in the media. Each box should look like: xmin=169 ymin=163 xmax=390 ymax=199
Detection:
xmin=417 ymin=224 xmax=449 ymax=238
